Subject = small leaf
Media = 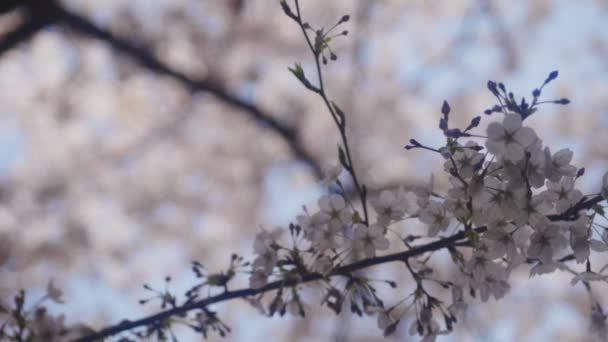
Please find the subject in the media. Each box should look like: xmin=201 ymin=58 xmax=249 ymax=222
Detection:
xmin=288 ymin=63 xmax=314 ymax=89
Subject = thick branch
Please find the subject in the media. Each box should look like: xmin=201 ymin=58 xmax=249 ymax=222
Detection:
xmin=0 ymin=1 xmax=58 ymax=56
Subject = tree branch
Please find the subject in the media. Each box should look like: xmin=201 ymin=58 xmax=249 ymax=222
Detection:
xmin=72 ymin=227 xmax=480 ymax=342
xmin=0 ymin=1 xmax=58 ymax=56
xmin=72 ymin=195 xmax=605 ymax=341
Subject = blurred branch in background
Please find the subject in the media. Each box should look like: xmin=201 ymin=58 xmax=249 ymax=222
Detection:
xmin=0 ymin=0 xmax=323 ymax=179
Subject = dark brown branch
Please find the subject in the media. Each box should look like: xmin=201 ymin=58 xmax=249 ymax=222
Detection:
xmin=0 ymin=0 xmax=24 ymax=15
xmin=0 ymin=1 xmax=59 ymax=56
xmin=0 ymin=17 xmax=45 ymax=54
xmin=72 ymin=227 xmax=481 ymax=342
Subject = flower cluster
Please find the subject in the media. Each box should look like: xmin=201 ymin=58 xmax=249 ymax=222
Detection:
xmin=244 ymin=63 xmax=608 ymax=340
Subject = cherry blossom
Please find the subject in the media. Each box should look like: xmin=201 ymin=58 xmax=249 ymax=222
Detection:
xmin=544 ymin=147 xmax=577 ymax=182
xmin=418 ymin=201 xmax=450 ymax=236
xmin=351 ymin=223 xmax=390 ymax=258
xmin=371 ymin=190 xmax=407 ymax=226
xmin=486 ymin=113 xmax=537 ymax=162
xmin=527 ymin=223 xmax=568 ymax=264
xmin=543 ymin=177 xmax=583 ymax=213
xmin=320 ymin=162 xmax=343 ymax=187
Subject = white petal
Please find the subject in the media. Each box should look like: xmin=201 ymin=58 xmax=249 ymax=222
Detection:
xmin=374 ymin=237 xmax=390 ymax=250
xmin=514 ymin=127 xmax=537 ymax=147
xmin=486 ymin=122 xmax=504 ymax=141
xmin=590 ymin=239 xmax=608 ymax=252
xmin=502 ymin=114 xmax=522 ymax=132
xmin=554 ymin=149 xmax=573 ymax=165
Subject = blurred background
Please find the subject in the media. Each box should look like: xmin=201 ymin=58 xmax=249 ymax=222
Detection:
xmin=0 ymin=0 xmax=608 ymax=341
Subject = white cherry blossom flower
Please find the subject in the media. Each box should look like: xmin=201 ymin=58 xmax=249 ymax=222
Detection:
xmin=482 ymin=220 xmax=519 ymax=260
xmin=518 ymin=195 xmax=552 ymax=228
xmin=320 ymin=162 xmax=343 ymax=187
xmin=567 ymin=216 xmax=608 ymax=263
xmin=473 ymin=272 xmax=511 ymax=302
xmin=527 ymin=224 xmax=567 ymax=263
xmin=252 ymin=249 xmax=278 ymax=274
xmin=544 ymin=147 xmax=577 ymax=182
xmin=465 ymin=253 xmax=511 ymax=301
xmin=252 ymin=227 xmax=282 ymax=273
xmin=296 ymin=208 xmax=326 ymax=241
xmin=419 ymin=201 xmax=450 ymax=236
xmin=486 ymin=113 xmax=537 ymax=162
xmin=413 ymin=174 xmax=435 ymax=209
xmin=317 ymin=194 xmax=352 ymax=230
xmin=498 ymin=184 xmax=527 ymax=224
xmin=253 ymin=227 xmax=282 ymax=255
xmin=447 ymin=285 xmax=467 ymax=317
xmin=471 ymin=177 xmax=504 ymax=225
xmin=501 ymin=142 xmax=545 ymax=189
xmin=310 ymin=224 xmax=342 ymax=251
xmin=543 ymin=177 xmax=583 ymax=213
xmin=523 ymin=143 xmax=546 ymax=188
xmin=351 ymin=223 xmax=389 ymax=258
xmin=466 ymin=251 xmax=498 ymax=281
xmin=443 ymin=141 xmax=483 ymax=178
xmin=396 ymin=186 xmax=420 ymax=215
xmin=371 ymin=190 xmax=406 ymax=226
xmin=445 ymin=183 xmax=469 ymax=219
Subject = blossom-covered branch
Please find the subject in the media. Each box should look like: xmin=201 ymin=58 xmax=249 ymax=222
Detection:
xmin=3 ymin=1 xmax=608 ymax=341
xmin=71 ymin=226 xmax=481 ymax=342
